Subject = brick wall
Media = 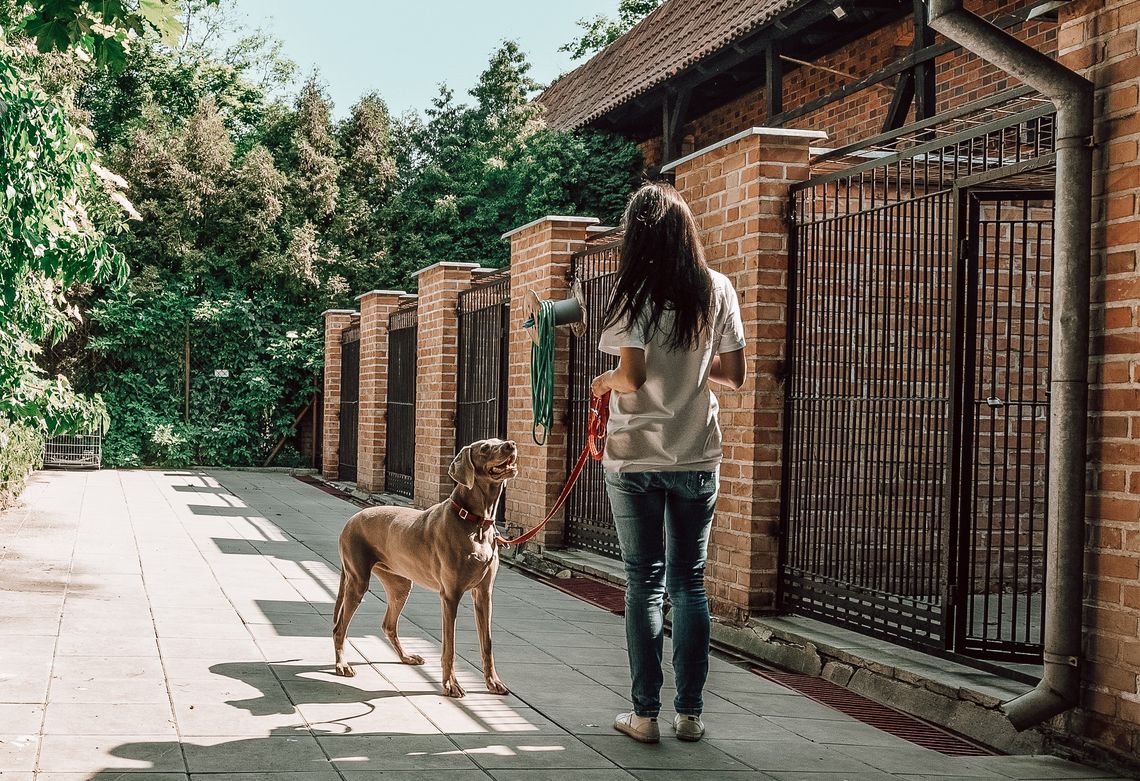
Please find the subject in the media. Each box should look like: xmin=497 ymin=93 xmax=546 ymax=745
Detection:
xmin=638 ymin=0 xmax=1058 ymax=170
xmin=503 ymin=216 xmax=598 ymax=547
xmin=321 ymin=309 xmax=357 ymax=479
xmin=669 ymin=129 xmax=820 ymax=617
xmin=355 ymin=290 xmax=405 ymax=493
xmin=1057 ymin=0 xmax=1140 ymax=766
xmin=413 ymin=262 xmax=481 ymax=508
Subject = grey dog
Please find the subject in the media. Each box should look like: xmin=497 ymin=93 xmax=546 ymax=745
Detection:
xmin=332 ymin=438 xmax=517 ymax=697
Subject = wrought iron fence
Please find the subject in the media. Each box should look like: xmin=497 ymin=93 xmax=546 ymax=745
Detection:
xmin=456 ymin=269 xmax=510 ymax=449
xmin=782 ymin=91 xmax=1055 ymax=663
xmin=385 ymin=305 xmax=418 ymax=499
xmin=566 ymin=232 xmax=622 ymax=558
xmin=337 ymin=326 xmax=360 ymax=482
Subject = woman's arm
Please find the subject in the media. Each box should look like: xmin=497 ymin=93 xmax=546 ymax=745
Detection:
xmin=591 ymin=347 xmax=647 ymax=396
xmin=710 ymin=348 xmax=746 ymax=390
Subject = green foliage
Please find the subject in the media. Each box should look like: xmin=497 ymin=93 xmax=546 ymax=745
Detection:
xmin=0 ymin=418 xmax=44 ymax=509
xmin=0 ymin=34 xmax=131 ymax=437
xmin=20 ymin=0 xmax=216 ymax=72
xmin=382 ymin=41 xmax=644 ymax=283
xmin=560 ymin=0 xmax=662 ymax=61
xmin=90 ymin=286 xmax=321 ymax=467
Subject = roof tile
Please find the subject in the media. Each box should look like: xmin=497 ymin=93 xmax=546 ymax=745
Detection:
xmin=539 ymin=0 xmax=806 ymax=131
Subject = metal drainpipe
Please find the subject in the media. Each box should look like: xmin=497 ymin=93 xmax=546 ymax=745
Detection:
xmin=925 ymin=0 xmax=1094 ymax=730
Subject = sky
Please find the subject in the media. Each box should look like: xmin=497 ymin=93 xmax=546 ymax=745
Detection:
xmin=220 ymin=0 xmax=617 ymax=118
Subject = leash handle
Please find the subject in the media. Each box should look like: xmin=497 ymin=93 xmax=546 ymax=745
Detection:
xmin=497 ymin=391 xmax=610 ymax=547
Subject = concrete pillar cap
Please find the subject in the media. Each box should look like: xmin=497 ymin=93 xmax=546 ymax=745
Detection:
xmin=501 ymin=215 xmax=599 ymax=241
xmin=410 ymin=261 xmax=481 ymax=278
xmin=321 ymin=308 xmax=356 ymax=316
xmin=354 ymin=290 xmax=405 ymax=301
xmin=660 ymin=126 xmax=830 ymax=173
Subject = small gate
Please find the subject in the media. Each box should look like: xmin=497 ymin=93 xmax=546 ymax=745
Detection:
xmin=565 ymin=232 xmax=622 ymax=558
xmin=782 ymin=91 xmax=1055 ymax=663
xmin=456 ymin=269 xmax=510 ymax=448
xmin=338 ymin=326 xmax=360 ymax=482
xmin=954 ymin=189 xmax=1053 ymax=662
xmin=385 ymin=306 xmax=417 ymax=498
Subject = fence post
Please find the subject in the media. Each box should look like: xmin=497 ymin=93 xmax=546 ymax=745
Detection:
xmin=355 ymin=290 xmax=406 ymax=493
xmin=321 ymin=309 xmax=358 ymax=480
xmin=412 ymin=262 xmax=481 ymax=508
xmin=666 ymin=127 xmax=823 ymax=619
xmin=503 ymin=216 xmax=599 ymax=548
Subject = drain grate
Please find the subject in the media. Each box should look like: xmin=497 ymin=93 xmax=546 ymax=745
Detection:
xmin=294 ymin=474 xmax=371 ymax=507
xmin=752 ymin=667 xmax=995 ymax=756
xmin=543 ymin=576 xmax=626 ymax=615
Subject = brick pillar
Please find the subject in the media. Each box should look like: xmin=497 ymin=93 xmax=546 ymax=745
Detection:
xmin=1057 ymin=0 xmax=1140 ymax=762
xmin=355 ymin=290 xmax=406 ymax=493
xmin=321 ymin=309 xmax=358 ymax=479
xmin=503 ymin=216 xmax=599 ymax=548
xmin=665 ymin=127 xmax=823 ymax=619
xmin=412 ymin=262 xmax=481 ymax=508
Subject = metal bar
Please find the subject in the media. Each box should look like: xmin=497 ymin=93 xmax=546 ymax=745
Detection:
xmin=768 ymin=8 xmax=1040 ymax=132
xmin=796 ymin=104 xmax=1055 ymax=191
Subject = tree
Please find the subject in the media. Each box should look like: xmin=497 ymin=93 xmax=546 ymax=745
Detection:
xmin=20 ymin=0 xmax=213 ymax=72
xmin=561 ymin=0 xmax=662 ymax=61
xmin=0 ymin=33 xmax=132 ymax=438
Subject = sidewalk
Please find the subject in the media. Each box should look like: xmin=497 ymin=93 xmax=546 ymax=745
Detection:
xmin=0 ymin=469 xmax=1127 ymax=780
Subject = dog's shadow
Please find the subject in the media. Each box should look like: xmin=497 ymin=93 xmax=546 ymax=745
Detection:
xmin=209 ymin=660 xmax=442 ymax=716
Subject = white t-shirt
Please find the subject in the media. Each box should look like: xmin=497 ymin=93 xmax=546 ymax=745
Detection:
xmin=598 ymin=269 xmax=746 ymax=473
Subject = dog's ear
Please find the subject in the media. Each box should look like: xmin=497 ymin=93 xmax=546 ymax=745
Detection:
xmin=448 ymin=446 xmax=476 ymax=489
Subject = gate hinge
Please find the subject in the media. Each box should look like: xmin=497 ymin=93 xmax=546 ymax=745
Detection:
xmin=784 ymin=201 xmax=797 ymax=226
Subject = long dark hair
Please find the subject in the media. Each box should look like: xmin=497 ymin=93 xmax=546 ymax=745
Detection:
xmin=602 ymin=182 xmax=713 ymax=352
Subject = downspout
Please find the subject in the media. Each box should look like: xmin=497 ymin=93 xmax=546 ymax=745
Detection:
xmin=925 ymin=1 xmax=1094 ymax=730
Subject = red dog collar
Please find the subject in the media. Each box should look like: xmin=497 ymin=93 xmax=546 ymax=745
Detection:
xmin=451 ymin=499 xmax=496 ymax=528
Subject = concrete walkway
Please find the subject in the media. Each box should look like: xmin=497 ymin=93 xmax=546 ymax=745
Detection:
xmin=0 ymin=469 xmax=1127 ymax=780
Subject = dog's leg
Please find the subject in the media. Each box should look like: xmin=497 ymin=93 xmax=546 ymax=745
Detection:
xmin=376 ymin=570 xmax=424 ymax=665
xmin=439 ymin=590 xmax=465 ymax=698
xmin=333 ymin=569 xmax=368 ymax=677
xmin=473 ymin=580 xmax=509 ymax=695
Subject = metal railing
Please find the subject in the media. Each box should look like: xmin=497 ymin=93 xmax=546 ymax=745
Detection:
xmin=385 ymin=305 xmax=418 ymax=499
xmin=782 ymin=91 xmax=1055 ymax=664
xmin=565 ymin=232 xmax=622 ymax=558
xmin=456 ymin=269 xmax=510 ymax=449
xmin=338 ymin=326 xmax=360 ymax=482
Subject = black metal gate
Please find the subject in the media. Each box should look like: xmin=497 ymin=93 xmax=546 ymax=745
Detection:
xmin=456 ymin=269 xmax=510 ymax=448
xmin=338 ymin=326 xmax=360 ymax=482
xmin=782 ymin=91 xmax=1055 ymax=663
xmin=566 ymin=232 xmax=621 ymax=558
xmin=385 ymin=306 xmax=417 ymax=498
xmin=953 ymin=189 xmax=1053 ymax=663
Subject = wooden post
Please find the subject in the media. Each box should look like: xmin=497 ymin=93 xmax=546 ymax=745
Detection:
xmin=766 ymin=42 xmax=784 ymax=120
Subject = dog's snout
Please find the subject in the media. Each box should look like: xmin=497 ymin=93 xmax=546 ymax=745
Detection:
xmin=502 ymin=441 xmax=517 ymax=453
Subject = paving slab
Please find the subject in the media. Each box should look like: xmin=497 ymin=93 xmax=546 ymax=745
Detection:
xmin=0 ymin=469 xmax=1131 ymax=779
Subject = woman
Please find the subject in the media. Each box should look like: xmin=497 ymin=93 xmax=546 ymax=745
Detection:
xmin=591 ymin=182 xmax=746 ymax=744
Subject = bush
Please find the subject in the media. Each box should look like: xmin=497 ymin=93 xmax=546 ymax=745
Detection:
xmin=0 ymin=418 xmax=44 ymax=509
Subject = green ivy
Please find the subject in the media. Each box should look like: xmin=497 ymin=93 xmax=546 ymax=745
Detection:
xmin=0 ymin=418 xmax=44 ymax=509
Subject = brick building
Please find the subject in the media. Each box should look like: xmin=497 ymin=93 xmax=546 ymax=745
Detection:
xmin=322 ymin=0 xmax=1140 ymax=773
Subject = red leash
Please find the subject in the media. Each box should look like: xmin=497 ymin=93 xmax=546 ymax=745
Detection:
xmin=496 ymin=391 xmax=610 ymax=547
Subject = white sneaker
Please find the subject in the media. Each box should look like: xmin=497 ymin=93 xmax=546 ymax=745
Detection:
xmin=614 ymin=712 xmax=660 ymax=743
xmin=673 ymin=713 xmax=705 ymax=741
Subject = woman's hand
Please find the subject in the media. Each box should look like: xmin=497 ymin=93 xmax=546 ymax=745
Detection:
xmin=591 ymin=371 xmax=613 ymax=397
xmin=593 ymin=349 xmax=647 ymax=396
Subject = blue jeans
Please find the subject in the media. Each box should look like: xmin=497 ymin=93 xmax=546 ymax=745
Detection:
xmin=604 ymin=469 xmax=717 ymax=717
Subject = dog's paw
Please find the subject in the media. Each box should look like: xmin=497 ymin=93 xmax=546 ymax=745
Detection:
xmin=443 ymin=677 xmax=466 ymax=698
xmin=400 ymin=653 xmax=425 ymax=665
xmin=334 ymin=662 xmax=356 ymax=677
xmin=485 ymin=676 xmax=510 ymax=695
